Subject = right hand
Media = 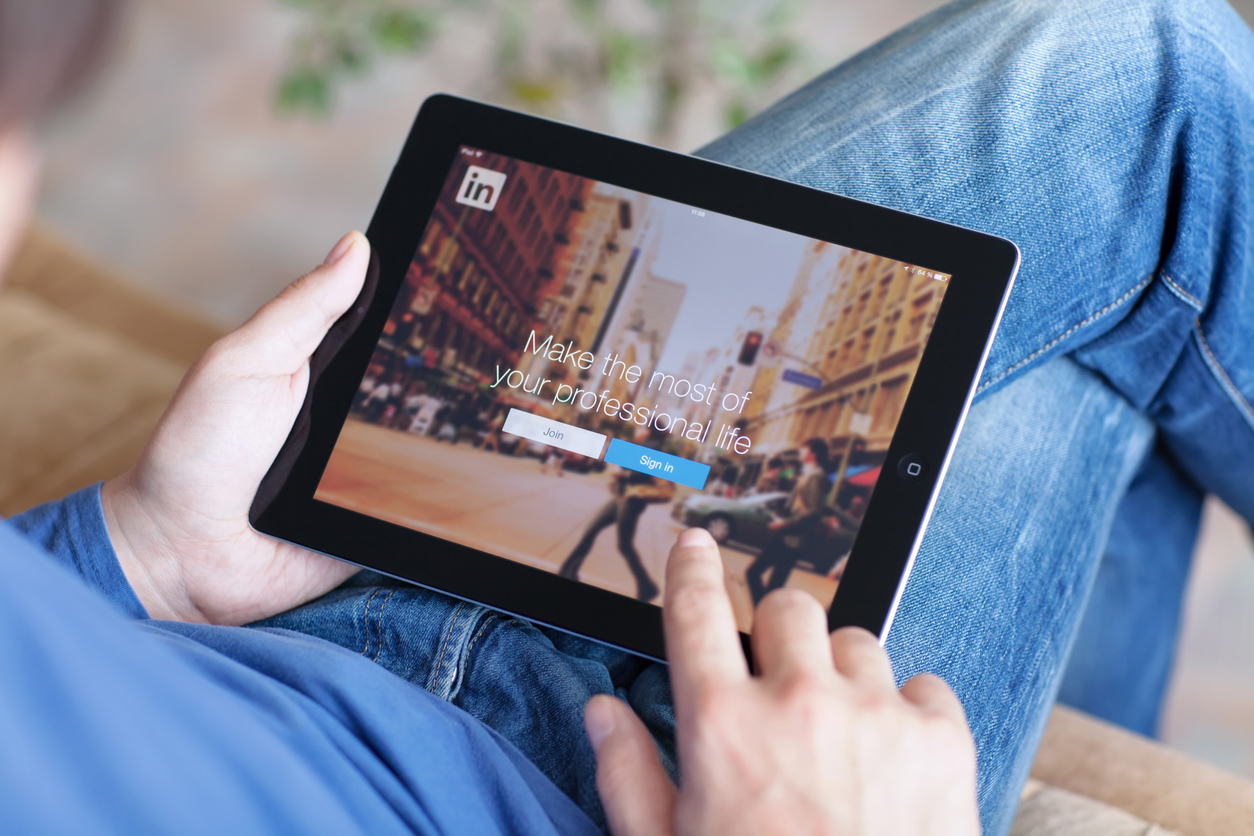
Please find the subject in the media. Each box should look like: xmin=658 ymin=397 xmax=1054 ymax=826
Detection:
xmin=584 ymin=527 xmax=980 ymax=836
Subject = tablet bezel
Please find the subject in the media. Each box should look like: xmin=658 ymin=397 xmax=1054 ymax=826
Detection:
xmin=251 ymin=94 xmax=1018 ymax=661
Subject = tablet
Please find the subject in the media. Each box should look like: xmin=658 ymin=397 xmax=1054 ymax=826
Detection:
xmin=251 ymin=94 xmax=1018 ymax=661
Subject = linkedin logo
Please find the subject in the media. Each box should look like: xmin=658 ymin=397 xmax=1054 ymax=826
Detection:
xmin=455 ymin=165 xmax=507 ymax=211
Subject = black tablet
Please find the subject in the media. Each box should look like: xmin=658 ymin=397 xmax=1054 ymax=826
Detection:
xmin=251 ymin=94 xmax=1018 ymax=661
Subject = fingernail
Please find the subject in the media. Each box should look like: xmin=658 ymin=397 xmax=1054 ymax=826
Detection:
xmin=678 ymin=527 xmax=712 ymax=547
xmin=585 ymin=697 xmax=616 ymax=753
xmin=323 ymin=232 xmax=356 ymax=265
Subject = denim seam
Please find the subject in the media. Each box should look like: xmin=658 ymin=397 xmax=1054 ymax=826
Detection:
xmin=975 ymin=274 xmax=1154 ymax=395
xmin=359 ymin=588 xmax=383 ymax=657
xmin=371 ymin=589 xmax=398 ymax=663
xmin=1191 ymin=320 xmax=1254 ymax=434
xmin=1160 ymin=271 xmax=1203 ymax=312
xmin=444 ymin=611 xmax=493 ymax=704
xmin=467 ymin=615 xmax=496 ymax=656
xmin=430 ymin=603 xmax=467 ymax=696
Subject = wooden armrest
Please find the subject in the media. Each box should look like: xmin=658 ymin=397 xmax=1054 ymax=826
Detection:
xmin=1031 ymin=705 xmax=1254 ymax=835
xmin=6 ymin=224 xmax=225 ymax=366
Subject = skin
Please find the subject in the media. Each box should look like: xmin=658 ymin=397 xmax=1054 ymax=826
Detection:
xmin=99 ymin=231 xmax=369 ymax=624
xmin=0 ymin=129 xmax=364 ymax=626
xmin=0 ymin=131 xmax=39 ymax=277
xmin=586 ymin=529 xmax=981 ymax=836
xmin=1 ymin=124 xmax=981 ymax=833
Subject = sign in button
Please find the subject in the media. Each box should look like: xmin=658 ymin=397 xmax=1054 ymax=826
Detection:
xmin=604 ymin=439 xmax=710 ymax=490
xmin=501 ymin=409 xmax=607 ymax=459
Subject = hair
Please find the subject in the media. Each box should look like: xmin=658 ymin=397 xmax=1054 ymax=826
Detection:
xmin=803 ymin=437 xmax=834 ymax=474
xmin=0 ymin=0 xmax=123 ymax=130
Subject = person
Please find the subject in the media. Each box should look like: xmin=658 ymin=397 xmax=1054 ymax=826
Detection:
xmin=559 ymin=464 xmax=675 ymax=601
xmin=482 ymin=407 xmax=508 ymax=452
xmin=353 ymin=370 xmax=379 ymax=412
xmin=3 ymin=0 xmax=1254 ymax=834
xmin=757 ymin=455 xmax=786 ymax=491
xmin=455 ymin=395 xmax=480 ymax=440
xmin=745 ymin=438 xmax=852 ymax=605
xmin=541 ymin=445 xmax=566 ymax=475
xmin=361 ymin=376 xmax=393 ymax=423
xmin=400 ymin=383 xmax=429 ymax=431
xmin=432 ymin=398 xmax=456 ymax=440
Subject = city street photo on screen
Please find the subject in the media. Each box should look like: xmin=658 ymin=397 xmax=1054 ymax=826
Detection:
xmin=314 ymin=146 xmax=951 ymax=633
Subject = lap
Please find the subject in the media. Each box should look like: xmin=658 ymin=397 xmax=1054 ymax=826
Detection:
xmin=258 ymin=357 xmax=1150 ymax=836
xmin=259 ymin=3 xmax=1254 ymax=835
xmin=254 ymin=577 xmax=671 ymax=833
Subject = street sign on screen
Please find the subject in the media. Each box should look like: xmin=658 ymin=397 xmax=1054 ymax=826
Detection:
xmin=782 ymin=368 xmax=822 ymax=390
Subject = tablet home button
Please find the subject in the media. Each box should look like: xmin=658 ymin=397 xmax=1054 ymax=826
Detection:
xmin=896 ymin=453 xmax=929 ymax=482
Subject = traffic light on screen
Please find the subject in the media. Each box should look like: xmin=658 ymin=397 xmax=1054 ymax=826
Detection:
xmin=738 ymin=331 xmax=763 ymax=365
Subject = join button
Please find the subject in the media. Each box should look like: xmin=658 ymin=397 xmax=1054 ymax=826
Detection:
xmin=604 ymin=439 xmax=710 ymax=490
xmin=501 ymin=409 xmax=607 ymax=459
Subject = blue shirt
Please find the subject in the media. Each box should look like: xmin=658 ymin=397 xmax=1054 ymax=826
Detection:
xmin=1 ymin=486 xmax=600 ymax=836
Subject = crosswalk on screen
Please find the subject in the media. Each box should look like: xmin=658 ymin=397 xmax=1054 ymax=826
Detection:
xmin=316 ymin=146 xmax=951 ymax=632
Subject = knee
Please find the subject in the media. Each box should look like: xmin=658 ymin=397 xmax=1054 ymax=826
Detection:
xmin=997 ymin=0 xmax=1245 ymax=69
xmin=949 ymin=0 xmax=1250 ymax=148
xmin=1002 ymin=0 xmax=1230 ymax=31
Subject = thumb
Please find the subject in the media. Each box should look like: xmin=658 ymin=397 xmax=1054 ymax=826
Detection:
xmin=585 ymin=695 xmax=677 ymax=836
xmin=227 ymin=231 xmax=370 ymax=375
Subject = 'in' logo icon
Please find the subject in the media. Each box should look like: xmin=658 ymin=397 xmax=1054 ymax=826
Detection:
xmin=455 ymin=165 xmax=507 ymax=211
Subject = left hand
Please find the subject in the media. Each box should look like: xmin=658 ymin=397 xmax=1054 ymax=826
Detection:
xmin=101 ymin=232 xmax=369 ymax=625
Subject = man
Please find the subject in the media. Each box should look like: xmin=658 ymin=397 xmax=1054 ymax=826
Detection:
xmin=745 ymin=438 xmax=844 ymax=605
xmin=3 ymin=0 xmax=1254 ymax=834
xmin=560 ymin=462 xmax=675 ymax=602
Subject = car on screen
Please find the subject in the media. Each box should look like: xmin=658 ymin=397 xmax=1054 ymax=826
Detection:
xmin=671 ymin=491 xmax=790 ymax=550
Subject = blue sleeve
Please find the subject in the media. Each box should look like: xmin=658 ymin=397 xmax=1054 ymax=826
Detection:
xmin=8 ymin=484 xmax=148 ymax=619
xmin=0 ymin=519 xmax=598 ymax=836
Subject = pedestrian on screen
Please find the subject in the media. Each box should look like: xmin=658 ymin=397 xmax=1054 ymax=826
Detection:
xmin=559 ymin=463 xmax=674 ymax=602
xmin=745 ymin=437 xmax=837 ymax=605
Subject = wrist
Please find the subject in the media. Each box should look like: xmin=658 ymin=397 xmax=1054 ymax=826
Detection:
xmin=100 ymin=474 xmax=206 ymax=623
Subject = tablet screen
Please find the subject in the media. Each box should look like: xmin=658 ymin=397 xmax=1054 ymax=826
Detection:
xmin=315 ymin=145 xmax=950 ymax=632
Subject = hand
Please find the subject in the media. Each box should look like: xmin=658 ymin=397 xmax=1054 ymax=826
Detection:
xmin=101 ymin=233 xmax=369 ymax=625
xmin=584 ymin=528 xmax=980 ymax=836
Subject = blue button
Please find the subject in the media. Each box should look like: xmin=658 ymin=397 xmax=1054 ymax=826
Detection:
xmin=604 ymin=439 xmax=710 ymax=490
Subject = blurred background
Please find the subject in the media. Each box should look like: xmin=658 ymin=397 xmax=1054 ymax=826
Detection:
xmin=30 ymin=0 xmax=1254 ymax=778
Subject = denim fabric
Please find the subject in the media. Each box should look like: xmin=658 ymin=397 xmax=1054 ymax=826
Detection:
xmin=1057 ymin=448 xmax=1203 ymax=735
xmin=259 ymin=2 xmax=1254 ymax=835
xmin=255 ymin=577 xmax=674 ymax=833
xmin=5 ymin=1 xmax=1240 ymax=833
xmin=884 ymin=359 xmax=1154 ymax=834
xmin=696 ymin=0 xmax=1254 ymax=832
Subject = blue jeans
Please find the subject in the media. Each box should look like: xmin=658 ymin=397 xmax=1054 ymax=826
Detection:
xmin=256 ymin=574 xmax=675 ymax=834
xmin=258 ymin=1 xmax=1254 ymax=833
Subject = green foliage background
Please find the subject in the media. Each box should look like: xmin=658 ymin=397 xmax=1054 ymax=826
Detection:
xmin=276 ymin=0 xmax=809 ymax=144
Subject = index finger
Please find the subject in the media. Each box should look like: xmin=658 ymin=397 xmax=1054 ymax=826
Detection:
xmin=664 ymin=528 xmax=749 ymax=718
